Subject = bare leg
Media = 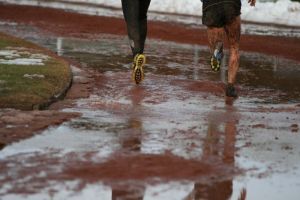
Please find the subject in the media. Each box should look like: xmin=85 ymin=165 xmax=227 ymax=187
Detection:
xmin=207 ymin=27 xmax=225 ymax=72
xmin=207 ymin=27 xmax=224 ymax=53
xmin=225 ymin=16 xmax=241 ymax=85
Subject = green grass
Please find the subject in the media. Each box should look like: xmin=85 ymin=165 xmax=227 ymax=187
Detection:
xmin=0 ymin=33 xmax=35 ymax=48
xmin=0 ymin=33 xmax=71 ymax=110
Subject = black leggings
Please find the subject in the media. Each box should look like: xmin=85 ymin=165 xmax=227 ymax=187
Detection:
xmin=121 ymin=0 xmax=151 ymax=57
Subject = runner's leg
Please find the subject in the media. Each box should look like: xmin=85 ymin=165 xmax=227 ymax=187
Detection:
xmin=121 ymin=0 xmax=150 ymax=56
xmin=121 ymin=0 xmax=150 ymax=84
xmin=207 ymin=27 xmax=224 ymax=53
xmin=139 ymin=0 xmax=151 ymax=54
xmin=224 ymin=16 xmax=241 ymax=85
xmin=207 ymin=27 xmax=224 ymax=71
xmin=121 ymin=0 xmax=141 ymax=56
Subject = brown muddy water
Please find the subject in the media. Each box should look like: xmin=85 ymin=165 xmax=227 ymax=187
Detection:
xmin=0 ymin=23 xmax=300 ymax=200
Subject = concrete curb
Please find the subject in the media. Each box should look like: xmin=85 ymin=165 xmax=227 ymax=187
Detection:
xmin=32 ymin=66 xmax=73 ymax=110
xmin=0 ymin=32 xmax=74 ymax=110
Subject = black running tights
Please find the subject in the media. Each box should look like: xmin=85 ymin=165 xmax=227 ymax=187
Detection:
xmin=121 ymin=0 xmax=151 ymax=57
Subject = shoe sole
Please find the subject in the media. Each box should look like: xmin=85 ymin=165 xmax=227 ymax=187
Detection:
xmin=134 ymin=68 xmax=142 ymax=84
xmin=210 ymin=56 xmax=221 ymax=72
xmin=132 ymin=54 xmax=145 ymax=84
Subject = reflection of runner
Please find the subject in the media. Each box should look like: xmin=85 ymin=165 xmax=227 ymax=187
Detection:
xmin=121 ymin=0 xmax=151 ymax=84
xmin=184 ymin=109 xmax=246 ymax=200
xmin=195 ymin=112 xmax=237 ymax=200
xmin=112 ymin=87 xmax=146 ymax=199
xmin=201 ymin=0 xmax=256 ymax=97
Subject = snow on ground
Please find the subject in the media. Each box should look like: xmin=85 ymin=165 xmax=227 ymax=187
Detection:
xmin=242 ymin=0 xmax=300 ymax=26
xmin=0 ymin=49 xmax=48 ymax=66
xmin=65 ymin=0 xmax=300 ymax=26
xmin=0 ymin=0 xmax=299 ymax=26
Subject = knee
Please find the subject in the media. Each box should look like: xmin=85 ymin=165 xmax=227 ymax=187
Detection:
xmin=230 ymin=44 xmax=239 ymax=52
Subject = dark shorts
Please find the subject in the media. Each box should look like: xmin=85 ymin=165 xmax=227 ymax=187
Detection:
xmin=202 ymin=0 xmax=241 ymax=27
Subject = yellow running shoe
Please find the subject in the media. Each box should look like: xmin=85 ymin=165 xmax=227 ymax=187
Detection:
xmin=210 ymin=42 xmax=223 ymax=72
xmin=132 ymin=54 xmax=146 ymax=84
xmin=210 ymin=56 xmax=221 ymax=72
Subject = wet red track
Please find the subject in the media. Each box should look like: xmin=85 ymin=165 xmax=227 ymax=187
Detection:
xmin=0 ymin=3 xmax=300 ymax=200
xmin=0 ymin=4 xmax=300 ymax=62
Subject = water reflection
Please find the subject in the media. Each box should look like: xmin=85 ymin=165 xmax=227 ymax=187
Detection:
xmin=0 ymin=8 xmax=300 ymax=104
xmin=187 ymin=105 xmax=244 ymax=200
xmin=51 ymin=36 xmax=300 ymax=104
xmin=0 ymin=22 xmax=300 ymax=200
xmin=56 ymin=37 xmax=64 ymax=56
xmin=111 ymin=86 xmax=146 ymax=200
xmin=238 ymin=52 xmax=300 ymax=103
xmin=108 ymin=98 xmax=243 ymax=200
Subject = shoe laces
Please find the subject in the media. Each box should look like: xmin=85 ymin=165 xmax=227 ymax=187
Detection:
xmin=137 ymin=56 xmax=144 ymax=66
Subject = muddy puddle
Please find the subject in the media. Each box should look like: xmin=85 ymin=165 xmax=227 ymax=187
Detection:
xmin=0 ymin=23 xmax=300 ymax=200
xmin=53 ymin=36 xmax=300 ymax=104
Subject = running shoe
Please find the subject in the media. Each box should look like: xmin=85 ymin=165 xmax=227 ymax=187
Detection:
xmin=210 ymin=44 xmax=223 ymax=72
xmin=132 ymin=54 xmax=146 ymax=84
xmin=225 ymin=83 xmax=238 ymax=98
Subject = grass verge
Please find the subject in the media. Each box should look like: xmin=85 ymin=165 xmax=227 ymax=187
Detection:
xmin=0 ymin=32 xmax=72 ymax=110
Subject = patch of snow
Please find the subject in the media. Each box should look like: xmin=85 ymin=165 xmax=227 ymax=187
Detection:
xmin=0 ymin=48 xmax=49 ymax=66
xmin=1 ymin=50 xmax=16 ymax=57
xmin=0 ymin=21 xmax=17 ymax=26
xmin=23 ymin=74 xmax=45 ymax=79
xmin=0 ymin=58 xmax=45 ymax=65
xmin=30 ymin=53 xmax=49 ymax=59
xmin=242 ymin=0 xmax=300 ymax=26
xmin=5 ymin=125 xmax=15 ymax=129
xmin=1 ymin=0 xmax=300 ymax=26
xmin=88 ymin=0 xmax=300 ymax=27
xmin=53 ymin=0 xmax=300 ymax=27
